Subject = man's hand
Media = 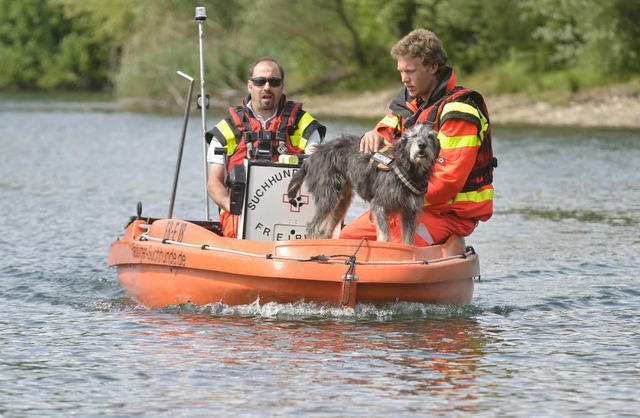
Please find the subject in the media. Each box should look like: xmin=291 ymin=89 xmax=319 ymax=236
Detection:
xmin=360 ymin=130 xmax=386 ymax=153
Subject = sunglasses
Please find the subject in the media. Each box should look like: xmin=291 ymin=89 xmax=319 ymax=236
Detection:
xmin=250 ymin=77 xmax=283 ymax=87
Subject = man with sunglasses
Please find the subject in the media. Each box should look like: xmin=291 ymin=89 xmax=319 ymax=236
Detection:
xmin=206 ymin=57 xmax=326 ymax=238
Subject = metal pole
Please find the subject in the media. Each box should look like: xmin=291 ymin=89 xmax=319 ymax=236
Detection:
xmin=195 ymin=6 xmax=210 ymax=220
xmin=168 ymin=71 xmax=195 ymax=218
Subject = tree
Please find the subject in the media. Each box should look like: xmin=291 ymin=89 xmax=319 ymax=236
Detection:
xmin=0 ymin=0 xmax=111 ymax=89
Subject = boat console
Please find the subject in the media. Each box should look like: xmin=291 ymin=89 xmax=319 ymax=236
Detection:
xmin=230 ymin=158 xmax=318 ymax=242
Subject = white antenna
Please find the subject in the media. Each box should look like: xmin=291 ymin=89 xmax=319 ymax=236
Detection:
xmin=195 ymin=6 xmax=210 ymax=220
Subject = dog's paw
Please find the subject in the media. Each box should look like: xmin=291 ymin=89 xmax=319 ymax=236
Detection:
xmin=289 ymin=196 xmax=306 ymax=208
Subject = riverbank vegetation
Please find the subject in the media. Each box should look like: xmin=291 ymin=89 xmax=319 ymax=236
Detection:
xmin=1 ymin=0 xmax=639 ymax=110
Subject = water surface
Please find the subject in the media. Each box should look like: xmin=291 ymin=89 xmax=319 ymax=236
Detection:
xmin=1 ymin=98 xmax=638 ymax=417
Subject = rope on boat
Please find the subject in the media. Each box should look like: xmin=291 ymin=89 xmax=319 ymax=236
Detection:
xmin=339 ymin=238 xmax=366 ymax=306
xmin=138 ymin=232 xmax=476 ymax=266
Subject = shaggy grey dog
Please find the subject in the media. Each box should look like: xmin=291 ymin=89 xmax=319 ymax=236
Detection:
xmin=287 ymin=123 xmax=440 ymax=244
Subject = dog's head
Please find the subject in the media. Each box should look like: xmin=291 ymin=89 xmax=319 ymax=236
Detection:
xmin=399 ymin=123 xmax=440 ymax=170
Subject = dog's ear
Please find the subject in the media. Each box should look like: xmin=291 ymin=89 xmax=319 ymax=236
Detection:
xmin=413 ymin=123 xmax=433 ymax=137
xmin=402 ymin=124 xmax=421 ymax=141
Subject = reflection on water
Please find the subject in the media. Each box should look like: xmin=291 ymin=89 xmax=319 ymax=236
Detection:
xmin=128 ymin=307 xmax=492 ymax=411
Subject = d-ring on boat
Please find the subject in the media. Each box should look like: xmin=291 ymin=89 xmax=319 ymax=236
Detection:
xmin=107 ymin=7 xmax=480 ymax=309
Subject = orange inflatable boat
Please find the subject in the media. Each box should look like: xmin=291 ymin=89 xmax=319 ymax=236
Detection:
xmin=106 ymin=100 xmax=481 ymax=311
xmin=108 ymin=216 xmax=479 ymax=309
xmin=107 ymin=10 xmax=480 ymax=309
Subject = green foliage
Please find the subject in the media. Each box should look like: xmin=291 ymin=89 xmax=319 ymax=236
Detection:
xmin=234 ymin=0 xmax=397 ymax=90
xmin=519 ymin=0 xmax=640 ymax=77
xmin=114 ymin=0 xmax=255 ymax=103
xmin=0 ymin=0 xmax=111 ymax=89
xmin=1 ymin=0 xmax=639 ymax=101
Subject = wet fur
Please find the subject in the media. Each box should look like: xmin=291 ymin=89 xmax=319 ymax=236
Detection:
xmin=287 ymin=124 xmax=440 ymax=244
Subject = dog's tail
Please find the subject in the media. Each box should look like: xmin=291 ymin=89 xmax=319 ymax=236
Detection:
xmin=287 ymin=163 xmax=307 ymax=200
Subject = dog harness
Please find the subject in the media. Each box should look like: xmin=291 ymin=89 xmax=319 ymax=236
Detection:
xmin=370 ymin=146 xmax=427 ymax=195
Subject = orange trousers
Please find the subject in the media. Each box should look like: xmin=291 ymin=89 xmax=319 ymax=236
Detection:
xmin=219 ymin=211 xmax=240 ymax=238
xmin=339 ymin=210 xmax=477 ymax=247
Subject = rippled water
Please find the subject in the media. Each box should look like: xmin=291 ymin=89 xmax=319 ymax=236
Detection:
xmin=1 ymin=97 xmax=639 ymax=417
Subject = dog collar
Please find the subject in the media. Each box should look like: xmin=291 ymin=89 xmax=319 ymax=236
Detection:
xmin=392 ymin=166 xmax=427 ymax=195
xmin=370 ymin=146 xmax=426 ymax=195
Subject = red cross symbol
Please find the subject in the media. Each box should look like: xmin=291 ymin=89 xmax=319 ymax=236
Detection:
xmin=283 ymin=193 xmax=309 ymax=212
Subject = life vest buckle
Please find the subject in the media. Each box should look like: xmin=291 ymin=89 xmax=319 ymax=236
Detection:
xmin=256 ymin=130 xmax=274 ymax=142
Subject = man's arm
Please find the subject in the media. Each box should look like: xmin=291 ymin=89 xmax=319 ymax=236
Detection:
xmin=425 ymin=118 xmax=479 ymax=204
xmin=207 ymin=163 xmax=230 ymax=213
xmin=304 ymin=130 xmax=321 ymax=154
